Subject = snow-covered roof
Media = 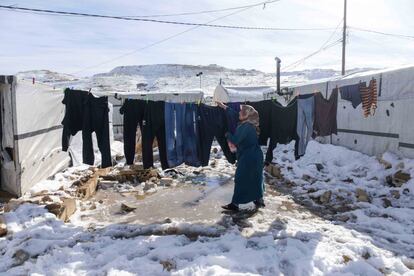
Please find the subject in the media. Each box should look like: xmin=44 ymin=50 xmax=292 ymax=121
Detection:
xmin=213 ymin=84 xmax=276 ymax=103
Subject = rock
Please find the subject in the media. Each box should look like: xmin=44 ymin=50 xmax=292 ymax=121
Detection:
xmin=144 ymin=182 xmax=157 ymax=191
xmin=163 ymin=218 xmax=172 ymax=223
xmin=121 ymin=203 xmax=137 ymax=212
xmin=396 ymin=162 xmax=405 ymax=169
xmin=319 ymin=191 xmax=332 ymax=204
xmin=12 ymin=249 xmax=30 ymax=266
xmin=98 ymin=200 xmax=104 ymax=204
xmin=0 ymin=215 xmax=7 ymax=237
xmin=382 ymin=198 xmax=392 ymax=208
xmin=89 ymin=203 xmax=97 ymax=210
xmin=4 ymin=199 xmax=25 ymax=212
xmin=45 ymin=198 xmax=76 ymax=222
xmin=212 ymin=147 xmax=218 ymax=154
xmin=315 ymin=163 xmax=324 ymax=171
xmin=40 ymin=195 xmax=53 ymax=203
xmin=390 ymin=190 xmax=400 ymax=199
xmin=362 ymin=251 xmax=371 ymax=260
xmin=356 ymin=188 xmax=370 ymax=203
xmin=160 ymin=177 xmax=173 ymax=187
xmin=210 ymin=160 xmax=217 ymax=167
xmin=307 ymin=188 xmax=317 ymax=193
xmin=271 ymin=166 xmax=283 ymax=178
xmin=77 ymin=176 xmax=99 ymax=199
xmin=403 ymin=188 xmax=410 ymax=195
xmin=377 ymin=158 xmax=392 ymax=169
xmin=160 ymin=259 xmax=176 ymax=272
xmin=393 ymin=170 xmax=411 ymax=186
xmin=342 ymin=255 xmax=352 ymax=263
xmin=32 ymin=189 xmax=49 ymax=197
xmin=336 ymin=215 xmax=350 ymax=222
xmin=402 ymin=257 xmax=414 ymax=270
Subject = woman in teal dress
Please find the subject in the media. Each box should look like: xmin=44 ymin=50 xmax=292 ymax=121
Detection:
xmin=217 ymin=103 xmax=265 ymax=211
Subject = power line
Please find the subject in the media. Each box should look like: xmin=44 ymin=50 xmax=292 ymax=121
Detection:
xmin=283 ymin=19 xmax=344 ymax=71
xmin=124 ymin=1 xmax=277 ymax=18
xmin=349 ymin=26 xmax=414 ymax=40
xmin=0 ymin=4 xmax=338 ymax=31
xmin=70 ymin=1 xmax=272 ymax=75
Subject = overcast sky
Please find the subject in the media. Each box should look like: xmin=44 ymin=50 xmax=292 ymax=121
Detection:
xmin=0 ymin=0 xmax=413 ymax=76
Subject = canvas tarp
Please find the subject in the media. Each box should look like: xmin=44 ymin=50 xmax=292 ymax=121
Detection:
xmin=288 ymin=65 xmax=414 ymax=158
xmin=213 ymin=84 xmax=276 ymax=103
xmin=1 ymin=78 xmax=70 ymax=196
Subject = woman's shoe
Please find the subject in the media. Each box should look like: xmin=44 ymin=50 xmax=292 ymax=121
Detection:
xmin=221 ymin=203 xmax=239 ymax=211
xmin=254 ymin=199 xmax=266 ymax=208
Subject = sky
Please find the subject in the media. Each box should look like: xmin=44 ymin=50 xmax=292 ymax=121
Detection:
xmin=0 ymin=0 xmax=413 ymax=76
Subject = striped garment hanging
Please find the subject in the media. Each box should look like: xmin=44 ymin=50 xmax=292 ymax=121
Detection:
xmin=360 ymin=79 xmax=377 ymax=117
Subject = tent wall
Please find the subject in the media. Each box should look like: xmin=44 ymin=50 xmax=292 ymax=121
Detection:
xmin=289 ymin=65 xmax=414 ymax=158
xmin=213 ymin=84 xmax=275 ymax=103
xmin=0 ymin=78 xmax=70 ymax=196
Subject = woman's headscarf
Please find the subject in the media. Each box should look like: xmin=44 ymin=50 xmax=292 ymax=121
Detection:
xmin=240 ymin=105 xmax=260 ymax=136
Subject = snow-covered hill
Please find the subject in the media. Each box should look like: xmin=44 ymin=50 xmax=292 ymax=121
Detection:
xmin=17 ymin=65 xmax=375 ymax=96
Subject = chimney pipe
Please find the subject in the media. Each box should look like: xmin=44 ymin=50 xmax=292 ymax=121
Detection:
xmin=275 ymin=57 xmax=281 ymax=94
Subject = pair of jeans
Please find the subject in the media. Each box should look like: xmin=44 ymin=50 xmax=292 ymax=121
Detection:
xmin=120 ymin=99 xmax=146 ymax=165
xmin=165 ymin=103 xmax=186 ymax=167
xmin=142 ymin=101 xmax=169 ymax=170
xmin=297 ymin=95 xmax=314 ymax=156
xmin=183 ymin=103 xmax=201 ymax=167
xmin=197 ymin=104 xmax=236 ymax=166
xmin=82 ymin=94 xmax=112 ymax=168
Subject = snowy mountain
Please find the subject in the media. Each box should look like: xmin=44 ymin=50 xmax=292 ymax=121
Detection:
xmin=16 ymin=65 xmax=375 ymax=96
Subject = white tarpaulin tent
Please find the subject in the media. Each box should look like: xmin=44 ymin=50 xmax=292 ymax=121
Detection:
xmin=213 ymin=84 xmax=277 ymax=103
xmin=0 ymin=76 xmax=70 ymax=196
xmin=288 ymin=65 xmax=414 ymax=158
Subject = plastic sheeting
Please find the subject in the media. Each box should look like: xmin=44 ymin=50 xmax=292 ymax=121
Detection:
xmin=288 ymin=65 xmax=414 ymax=158
xmin=213 ymin=84 xmax=276 ymax=103
xmin=0 ymin=79 xmax=70 ymax=196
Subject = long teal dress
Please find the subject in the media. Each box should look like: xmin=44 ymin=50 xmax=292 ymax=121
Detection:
xmin=226 ymin=121 xmax=264 ymax=204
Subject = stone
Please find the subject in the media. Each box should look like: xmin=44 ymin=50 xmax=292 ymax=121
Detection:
xmin=377 ymin=158 xmax=392 ymax=169
xmin=121 ymin=203 xmax=137 ymax=212
xmin=390 ymin=190 xmax=400 ymax=199
xmin=319 ymin=191 xmax=332 ymax=204
xmin=342 ymin=255 xmax=352 ymax=263
xmin=12 ymin=249 xmax=30 ymax=266
xmin=160 ymin=259 xmax=176 ymax=272
xmin=382 ymin=198 xmax=392 ymax=208
xmin=144 ymin=182 xmax=157 ymax=191
xmin=271 ymin=166 xmax=283 ymax=178
xmin=210 ymin=160 xmax=217 ymax=167
xmin=4 ymin=199 xmax=25 ymax=212
xmin=77 ymin=176 xmax=99 ymax=199
xmin=356 ymin=188 xmax=370 ymax=203
xmin=212 ymin=147 xmax=218 ymax=154
xmin=0 ymin=215 xmax=7 ymax=237
xmin=336 ymin=215 xmax=350 ymax=222
xmin=45 ymin=198 xmax=76 ymax=222
xmin=160 ymin=177 xmax=173 ymax=187
xmin=393 ymin=170 xmax=411 ymax=186
xmin=315 ymin=163 xmax=324 ymax=171
xmin=89 ymin=203 xmax=97 ymax=210
xmin=362 ymin=251 xmax=371 ymax=260
xmin=40 ymin=195 xmax=53 ymax=203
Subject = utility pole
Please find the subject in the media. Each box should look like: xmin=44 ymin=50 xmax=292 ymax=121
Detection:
xmin=275 ymin=57 xmax=281 ymax=94
xmin=341 ymin=0 xmax=347 ymax=75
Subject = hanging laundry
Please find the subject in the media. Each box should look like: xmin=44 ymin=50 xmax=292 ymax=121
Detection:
xmin=197 ymin=104 xmax=236 ymax=166
xmin=82 ymin=93 xmax=112 ymax=168
xmin=61 ymin=88 xmax=112 ymax=168
xmin=248 ymin=100 xmax=272 ymax=146
xmin=225 ymin=102 xmax=241 ymax=134
xmin=340 ymin=82 xmax=364 ymax=108
xmin=266 ymin=98 xmax=299 ymax=164
xmin=61 ymin=88 xmax=88 ymax=151
xmin=165 ymin=103 xmax=186 ymax=167
xmin=297 ymin=94 xmax=315 ymax=157
xmin=183 ymin=103 xmax=201 ymax=167
xmin=360 ymin=79 xmax=378 ymax=117
xmin=119 ymin=99 xmax=146 ymax=165
xmin=312 ymin=89 xmax=338 ymax=138
xmin=142 ymin=101 xmax=169 ymax=170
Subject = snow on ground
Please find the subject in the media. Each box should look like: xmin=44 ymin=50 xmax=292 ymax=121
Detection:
xmin=1 ymin=142 xmax=414 ymax=275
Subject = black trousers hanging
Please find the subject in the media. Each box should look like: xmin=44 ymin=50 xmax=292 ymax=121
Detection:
xmin=265 ymin=99 xmax=299 ymax=164
xmin=82 ymin=94 xmax=112 ymax=168
xmin=197 ymin=104 xmax=236 ymax=166
xmin=120 ymin=99 xmax=146 ymax=165
xmin=141 ymin=101 xmax=169 ymax=170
